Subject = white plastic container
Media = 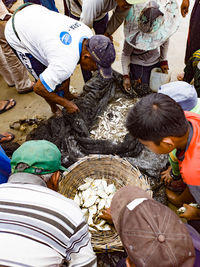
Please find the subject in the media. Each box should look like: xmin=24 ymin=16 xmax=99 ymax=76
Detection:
xmin=150 ymin=68 xmax=171 ymax=92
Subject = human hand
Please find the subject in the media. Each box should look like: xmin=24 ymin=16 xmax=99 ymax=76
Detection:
xmin=179 ymin=204 xmax=200 ymax=220
xmin=99 ymin=208 xmax=113 ymax=224
xmin=181 ymin=0 xmax=189 ymax=17
xmin=123 ymin=76 xmax=131 ymax=93
xmin=54 ymin=108 xmax=62 ymax=117
xmin=104 ymin=32 xmax=113 ymax=42
xmin=160 ymin=166 xmax=173 ymax=185
xmin=160 ymin=64 xmax=169 ymax=74
xmin=65 ymin=101 xmax=80 ymax=113
xmin=50 ymin=103 xmax=62 ymax=116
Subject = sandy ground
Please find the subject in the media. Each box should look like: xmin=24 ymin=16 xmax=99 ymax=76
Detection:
xmin=0 ymin=0 xmax=192 ymax=144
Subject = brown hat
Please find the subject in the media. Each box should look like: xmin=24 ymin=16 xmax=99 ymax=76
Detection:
xmin=111 ymin=186 xmax=195 ymax=267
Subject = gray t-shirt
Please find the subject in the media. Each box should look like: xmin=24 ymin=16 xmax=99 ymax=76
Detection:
xmin=65 ymin=0 xmax=130 ymax=35
xmin=121 ymin=39 xmax=169 ymax=75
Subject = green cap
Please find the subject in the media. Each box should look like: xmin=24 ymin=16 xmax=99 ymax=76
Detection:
xmin=190 ymin=98 xmax=200 ymax=114
xmin=11 ymin=140 xmax=67 ymax=174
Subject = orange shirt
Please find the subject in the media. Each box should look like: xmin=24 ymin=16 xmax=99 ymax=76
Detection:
xmin=178 ymin=111 xmax=200 ymax=186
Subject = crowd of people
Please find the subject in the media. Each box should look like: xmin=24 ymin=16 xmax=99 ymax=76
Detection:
xmin=1 ymin=0 xmax=200 ymax=266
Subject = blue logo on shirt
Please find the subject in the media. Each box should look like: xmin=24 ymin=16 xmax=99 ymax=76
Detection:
xmin=60 ymin=32 xmax=72 ymax=45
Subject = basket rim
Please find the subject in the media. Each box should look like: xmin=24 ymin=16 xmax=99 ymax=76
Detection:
xmin=64 ymin=154 xmax=138 ymax=175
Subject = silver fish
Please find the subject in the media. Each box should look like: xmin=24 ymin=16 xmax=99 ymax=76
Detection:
xmin=90 ymin=97 xmax=138 ymax=142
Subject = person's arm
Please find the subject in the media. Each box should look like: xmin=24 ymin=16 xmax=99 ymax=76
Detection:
xmin=180 ymin=204 xmax=200 ymax=220
xmin=160 ymin=39 xmax=169 ymax=74
xmin=194 ymin=62 xmax=200 ymax=94
xmin=105 ymin=6 xmax=130 ymax=36
xmin=168 ymin=150 xmax=181 ymax=177
xmin=34 ymin=79 xmax=79 ymax=114
xmin=161 ymin=149 xmax=181 ymax=184
xmin=99 ymin=208 xmax=113 ymax=224
xmin=121 ymin=41 xmax=134 ymax=92
xmin=181 ymin=0 xmax=190 ymax=17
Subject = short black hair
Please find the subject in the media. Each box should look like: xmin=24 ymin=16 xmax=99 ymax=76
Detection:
xmin=126 ymin=93 xmax=189 ymax=143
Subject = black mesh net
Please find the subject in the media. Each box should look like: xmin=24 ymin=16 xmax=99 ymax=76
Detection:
xmin=26 ymin=70 xmax=168 ymax=205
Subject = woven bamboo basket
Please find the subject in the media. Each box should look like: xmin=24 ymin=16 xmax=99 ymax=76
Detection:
xmin=59 ymin=154 xmax=152 ymax=252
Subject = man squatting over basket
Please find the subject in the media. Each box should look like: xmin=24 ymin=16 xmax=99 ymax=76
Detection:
xmin=125 ymin=93 xmax=200 ymax=233
xmin=4 ymin=4 xmax=116 ymax=116
xmin=101 ymin=185 xmax=199 ymax=266
xmin=0 ymin=140 xmax=97 ymax=266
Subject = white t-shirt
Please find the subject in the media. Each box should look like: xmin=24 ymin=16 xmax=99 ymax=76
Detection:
xmin=5 ymin=4 xmax=93 ymax=91
xmin=0 ymin=180 xmax=97 ymax=267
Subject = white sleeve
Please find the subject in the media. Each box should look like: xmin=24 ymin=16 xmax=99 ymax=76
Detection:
xmin=121 ymin=41 xmax=134 ymax=75
xmin=160 ymin=38 xmax=169 ymax=61
xmin=39 ymin=61 xmax=75 ymax=92
xmin=80 ymin=0 xmax=103 ymax=28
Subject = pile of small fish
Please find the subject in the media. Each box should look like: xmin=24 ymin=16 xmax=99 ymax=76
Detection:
xmin=90 ymin=97 xmax=138 ymax=142
xmin=74 ymin=177 xmax=117 ymax=231
xmin=177 ymin=203 xmax=198 ymax=214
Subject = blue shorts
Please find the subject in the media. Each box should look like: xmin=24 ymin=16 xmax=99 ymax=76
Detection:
xmin=13 ymin=49 xmax=64 ymax=96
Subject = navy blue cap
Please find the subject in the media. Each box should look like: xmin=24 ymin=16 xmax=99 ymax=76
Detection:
xmin=87 ymin=35 xmax=116 ymax=79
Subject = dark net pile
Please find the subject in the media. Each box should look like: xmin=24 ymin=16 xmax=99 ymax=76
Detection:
xmin=27 ymin=70 xmax=168 ymax=204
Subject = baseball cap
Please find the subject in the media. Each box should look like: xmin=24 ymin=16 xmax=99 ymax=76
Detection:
xmin=11 ymin=140 xmax=67 ymax=175
xmin=111 ymin=186 xmax=195 ymax=267
xmin=158 ymin=81 xmax=198 ymax=111
xmin=87 ymin=35 xmax=116 ymax=79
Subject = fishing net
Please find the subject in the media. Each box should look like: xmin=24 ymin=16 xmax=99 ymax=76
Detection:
xmin=27 ymin=70 xmax=168 ymax=204
xmin=27 ymin=71 xmax=145 ymax=164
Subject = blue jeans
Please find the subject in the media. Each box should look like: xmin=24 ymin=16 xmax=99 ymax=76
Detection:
xmin=12 ymin=49 xmax=64 ymax=96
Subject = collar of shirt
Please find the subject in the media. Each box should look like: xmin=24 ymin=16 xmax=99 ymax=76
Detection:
xmin=78 ymin=36 xmax=88 ymax=63
xmin=176 ymin=121 xmax=193 ymax=162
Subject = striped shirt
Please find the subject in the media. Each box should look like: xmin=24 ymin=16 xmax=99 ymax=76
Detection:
xmin=0 ymin=174 xmax=97 ymax=267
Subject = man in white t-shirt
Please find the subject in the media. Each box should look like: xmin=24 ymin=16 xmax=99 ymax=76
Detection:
xmin=5 ymin=4 xmax=116 ymax=115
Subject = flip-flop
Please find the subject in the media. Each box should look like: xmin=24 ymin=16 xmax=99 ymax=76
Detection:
xmin=0 ymin=99 xmax=16 ymax=114
xmin=0 ymin=132 xmax=15 ymax=143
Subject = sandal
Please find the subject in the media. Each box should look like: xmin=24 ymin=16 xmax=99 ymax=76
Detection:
xmin=0 ymin=99 xmax=16 ymax=114
xmin=0 ymin=132 xmax=15 ymax=143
